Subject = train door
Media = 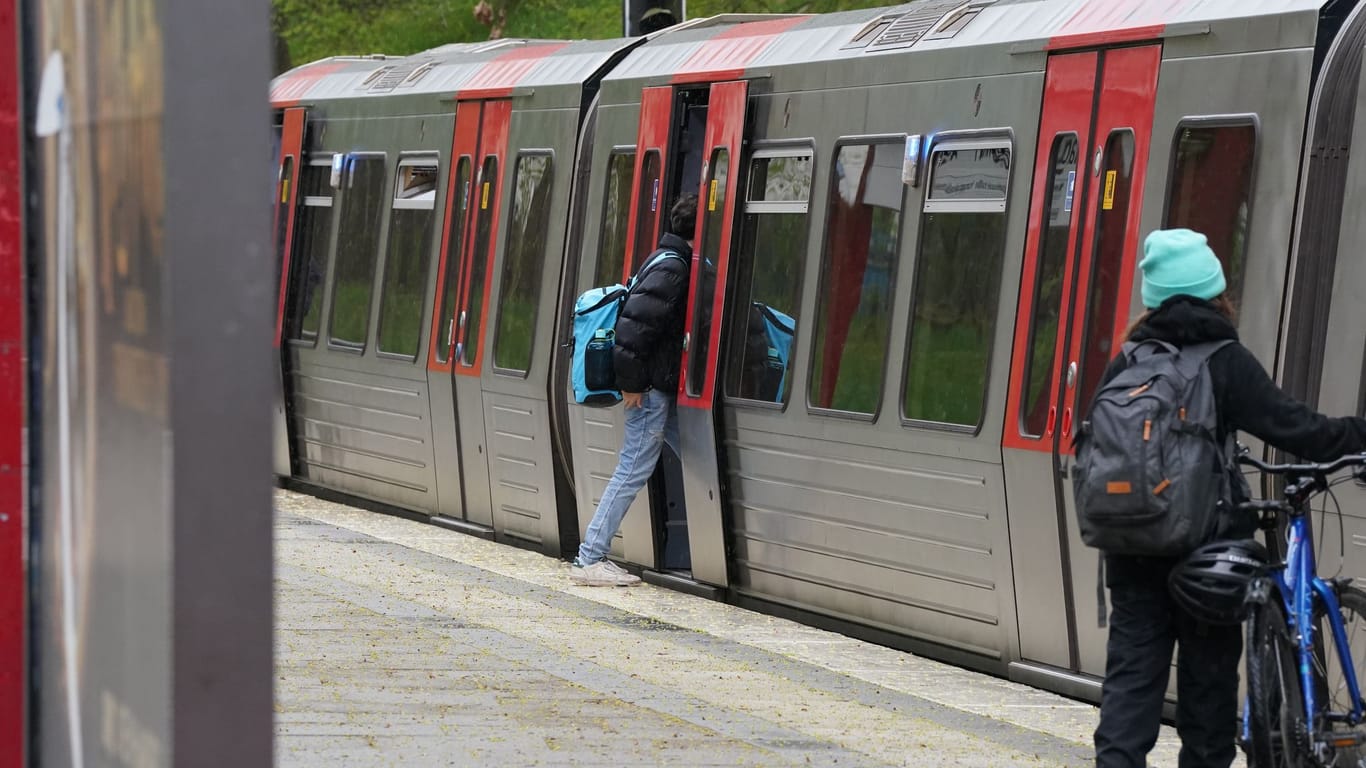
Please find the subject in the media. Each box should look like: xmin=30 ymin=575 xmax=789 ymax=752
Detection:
xmin=425 ymin=101 xmax=483 ymax=529
xmin=1003 ymin=46 xmax=1161 ymax=684
xmin=273 ymin=107 xmax=306 ymax=478
xmin=574 ymin=86 xmax=673 ymax=570
xmin=449 ymin=99 xmax=512 ymax=533
xmin=674 ymin=80 xmax=748 ymax=588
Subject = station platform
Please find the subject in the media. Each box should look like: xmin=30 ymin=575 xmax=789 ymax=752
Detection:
xmin=274 ymin=489 xmax=1211 ymax=767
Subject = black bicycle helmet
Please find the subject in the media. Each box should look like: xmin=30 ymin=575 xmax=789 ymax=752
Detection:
xmin=1168 ymin=539 xmax=1269 ymax=625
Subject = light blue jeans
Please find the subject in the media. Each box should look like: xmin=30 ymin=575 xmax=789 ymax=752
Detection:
xmin=577 ymin=388 xmax=679 ymax=564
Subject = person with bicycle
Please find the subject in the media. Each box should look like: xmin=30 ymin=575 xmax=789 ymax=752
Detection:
xmin=1091 ymin=229 xmax=1366 ymax=768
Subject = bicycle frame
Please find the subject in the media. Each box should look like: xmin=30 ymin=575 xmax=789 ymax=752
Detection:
xmin=1267 ymin=510 xmax=1366 ymax=727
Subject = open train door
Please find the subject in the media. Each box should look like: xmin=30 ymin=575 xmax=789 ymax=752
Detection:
xmin=674 ymin=79 xmax=748 ymax=588
xmin=571 ymin=85 xmax=674 ymax=570
xmin=1002 ymin=46 xmax=1160 ymax=694
xmin=272 ymin=107 xmax=307 ymax=477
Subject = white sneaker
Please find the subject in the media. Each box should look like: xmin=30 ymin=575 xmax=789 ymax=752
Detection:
xmin=570 ymin=558 xmax=642 ymax=587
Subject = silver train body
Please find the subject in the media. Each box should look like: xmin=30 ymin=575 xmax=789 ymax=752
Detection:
xmin=269 ymin=0 xmax=1366 ymax=701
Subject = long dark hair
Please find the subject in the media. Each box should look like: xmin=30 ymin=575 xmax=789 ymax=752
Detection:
xmin=1125 ymin=294 xmax=1237 ymax=339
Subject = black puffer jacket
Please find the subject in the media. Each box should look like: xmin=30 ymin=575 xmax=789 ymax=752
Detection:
xmin=614 ymin=233 xmax=692 ymax=393
xmin=1100 ymin=296 xmax=1366 ymax=461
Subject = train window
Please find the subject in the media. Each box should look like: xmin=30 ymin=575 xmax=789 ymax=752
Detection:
xmin=492 ymin=152 xmax=554 ymax=375
xmin=724 ymin=149 xmax=812 ymax=404
xmin=903 ymin=139 xmax=1011 ymax=428
xmin=376 ymin=159 xmax=438 ymax=359
xmin=808 ymin=141 xmax=905 ymax=416
xmin=594 ymin=150 xmax=635 ymax=287
xmin=632 ymin=150 xmax=663 ymax=271
xmin=1074 ymin=130 xmax=1136 ymax=422
xmin=1164 ymin=121 xmax=1257 ymax=308
xmin=285 ymin=159 xmax=335 ymax=342
xmin=328 ymin=154 xmax=387 ymax=349
xmin=460 ymin=155 xmax=498 ymax=367
xmin=435 ymin=157 xmax=472 ymax=363
xmin=686 ymin=147 xmax=729 ymax=397
xmin=1019 ymin=134 xmax=1079 ymax=437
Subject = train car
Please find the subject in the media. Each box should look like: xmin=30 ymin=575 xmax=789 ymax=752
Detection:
xmin=269 ymin=0 xmax=1366 ymax=702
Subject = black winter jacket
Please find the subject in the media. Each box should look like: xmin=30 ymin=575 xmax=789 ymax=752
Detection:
xmin=1098 ymin=296 xmax=1366 ymax=461
xmin=613 ymin=233 xmax=692 ymax=393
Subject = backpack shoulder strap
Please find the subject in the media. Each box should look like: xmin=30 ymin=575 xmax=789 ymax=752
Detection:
xmin=628 ymin=249 xmax=687 ymax=290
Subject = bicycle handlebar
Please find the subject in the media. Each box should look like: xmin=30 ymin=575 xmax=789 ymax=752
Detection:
xmin=1236 ymin=450 xmax=1366 ymax=478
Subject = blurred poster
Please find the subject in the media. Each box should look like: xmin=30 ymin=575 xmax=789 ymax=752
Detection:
xmin=29 ymin=0 xmax=171 ymax=765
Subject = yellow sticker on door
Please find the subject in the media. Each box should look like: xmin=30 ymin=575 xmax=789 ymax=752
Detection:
xmin=708 ymin=179 xmax=718 ymax=212
xmin=481 ymin=182 xmax=490 ymax=210
xmin=1102 ymin=170 xmax=1117 ymax=210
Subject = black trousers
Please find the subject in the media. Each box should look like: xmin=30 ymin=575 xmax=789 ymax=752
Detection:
xmin=1094 ymin=555 xmax=1242 ymax=768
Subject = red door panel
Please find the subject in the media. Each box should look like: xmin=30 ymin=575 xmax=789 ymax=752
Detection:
xmin=454 ymin=99 xmax=511 ymax=377
xmin=678 ymin=79 xmax=747 ymax=411
xmin=1059 ymin=45 xmax=1160 ymax=454
xmin=427 ymin=101 xmax=483 ymax=372
xmin=1002 ymin=53 xmax=1096 ymax=453
xmin=273 ymin=107 xmax=307 ymax=347
xmin=623 ymin=86 xmax=673 ymax=278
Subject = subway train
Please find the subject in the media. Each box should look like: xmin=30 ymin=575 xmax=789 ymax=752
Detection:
xmin=268 ymin=0 xmax=1366 ymax=702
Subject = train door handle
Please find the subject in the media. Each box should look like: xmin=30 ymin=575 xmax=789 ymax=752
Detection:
xmin=458 ymin=310 xmax=467 ymax=330
xmin=1045 ymin=406 xmax=1057 ymax=438
xmin=447 ymin=318 xmax=456 ymax=350
xmin=1066 ymin=361 xmax=1078 ymax=390
xmin=1061 ymin=407 xmax=1073 ymax=437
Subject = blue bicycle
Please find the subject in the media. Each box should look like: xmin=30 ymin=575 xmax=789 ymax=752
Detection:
xmin=1238 ymin=448 xmax=1366 ymax=768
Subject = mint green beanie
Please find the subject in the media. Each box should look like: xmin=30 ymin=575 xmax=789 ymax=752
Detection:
xmin=1139 ymin=229 xmax=1226 ymax=309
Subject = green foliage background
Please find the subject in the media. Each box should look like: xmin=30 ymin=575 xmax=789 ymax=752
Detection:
xmin=273 ymin=0 xmax=897 ymax=74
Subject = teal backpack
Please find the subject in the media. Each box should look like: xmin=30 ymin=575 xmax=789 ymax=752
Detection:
xmin=569 ymin=251 xmax=686 ymax=407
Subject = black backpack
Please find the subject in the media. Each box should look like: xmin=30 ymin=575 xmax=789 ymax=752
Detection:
xmin=1073 ymin=339 xmax=1236 ymax=558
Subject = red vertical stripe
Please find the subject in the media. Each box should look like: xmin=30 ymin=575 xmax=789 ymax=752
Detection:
xmin=454 ymin=99 xmax=511 ymax=377
xmin=273 ymin=108 xmax=306 ymax=347
xmin=676 ymin=80 xmax=747 ymax=410
xmin=0 ymin=0 xmax=24 ymax=762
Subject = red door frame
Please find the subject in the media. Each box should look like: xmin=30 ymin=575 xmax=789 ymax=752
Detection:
xmin=1058 ymin=45 xmax=1160 ymax=446
xmin=272 ymin=107 xmax=307 ymax=347
xmin=1002 ymin=52 xmax=1098 ymax=453
xmin=452 ymin=99 xmax=510 ymax=377
xmin=623 ymin=86 xmax=673 ymax=278
xmin=678 ymin=80 xmax=747 ymax=411
xmin=1003 ymin=46 xmax=1160 ymax=457
xmin=0 ymin=0 xmax=23 ymax=760
xmin=427 ymin=100 xmax=484 ymax=373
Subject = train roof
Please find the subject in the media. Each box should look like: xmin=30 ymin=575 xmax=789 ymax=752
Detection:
xmin=270 ymin=38 xmax=635 ymax=108
xmin=271 ymin=0 xmax=1329 ymax=108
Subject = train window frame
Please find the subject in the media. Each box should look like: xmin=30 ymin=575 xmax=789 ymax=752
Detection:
xmin=593 ymin=147 xmax=636 ymax=288
xmin=1016 ymin=132 xmax=1079 ymax=439
xmin=458 ymin=153 xmax=500 ymax=369
xmin=723 ymin=142 xmax=816 ymax=411
xmin=900 ymin=131 xmax=1014 ymax=435
xmin=1160 ymin=114 xmax=1260 ymax=311
xmin=326 ymin=152 xmax=389 ymax=354
xmin=284 ymin=155 xmax=336 ymax=348
xmin=491 ymin=149 xmax=555 ymax=378
xmin=434 ymin=155 xmax=473 ymax=365
xmin=806 ymin=134 xmax=909 ymax=423
xmin=375 ymin=153 xmax=440 ymax=362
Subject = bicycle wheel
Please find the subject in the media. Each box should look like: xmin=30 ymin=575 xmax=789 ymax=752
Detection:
xmin=1247 ymin=594 xmax=1312 ymax=767
xmin=1312 ymin=584 xmax=1366 ymax=762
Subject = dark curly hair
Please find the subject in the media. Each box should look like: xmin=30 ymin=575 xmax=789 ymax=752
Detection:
xmin=670 ymin=194 xmax=698 ymax=239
